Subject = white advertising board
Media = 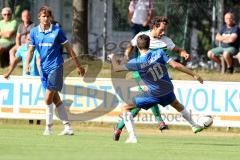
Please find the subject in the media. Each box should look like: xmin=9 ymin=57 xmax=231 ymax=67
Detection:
xmin=0 ymin=76 xmax=239 ymax=127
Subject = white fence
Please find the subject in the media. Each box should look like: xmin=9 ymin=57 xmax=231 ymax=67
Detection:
xmin=0 ymin=76 xmax=240 ymax=127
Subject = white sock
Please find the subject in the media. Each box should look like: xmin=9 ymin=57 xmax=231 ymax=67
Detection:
xmin=56 ymin=103 xmax=71 ymax=129
xmin=46 ymin=104 xmax=54 ymax=128
xmin=181 ymin=108 xmax=197 ymax=127
xmin=123 ymin=112 xmax=135 ymax=138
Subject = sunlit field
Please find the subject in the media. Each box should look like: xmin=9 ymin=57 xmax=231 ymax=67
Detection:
xmin=1 ymin=59 xmax=240 ymax=160
xmin=0 ymin=123 xmax=240 ymax=160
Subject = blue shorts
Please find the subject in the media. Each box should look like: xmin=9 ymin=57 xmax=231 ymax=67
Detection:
xmin=132 ymin=92 xmax=176 ymax=110
xmin=40 ymin=66 xmax=63 ymax=91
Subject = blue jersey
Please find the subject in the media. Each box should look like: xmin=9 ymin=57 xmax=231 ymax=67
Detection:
xmin=126 ymin=49 xmax=173 ymax=97
xmin=29 ymin=24 xmax=68 ymax=73
xmin=16 ymin=44 xmax=40 ymax=76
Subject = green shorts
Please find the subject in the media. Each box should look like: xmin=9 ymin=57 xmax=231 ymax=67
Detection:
xmin=211 ymin=46 xmax=238 ymax=56
xmin=132 ymin=71 xmax=143 ymax=91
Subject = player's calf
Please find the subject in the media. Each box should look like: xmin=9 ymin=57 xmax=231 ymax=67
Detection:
xmin=113 ymin=125 xmax=122 ymax=141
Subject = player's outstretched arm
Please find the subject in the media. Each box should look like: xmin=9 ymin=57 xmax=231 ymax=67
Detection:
xmin=108 ymin=54 xmax=128 ymax=72
xmin=25 ymin=45 xmax=35 ymax=75
xmin=168 ymin=60 xmax=203 ymax=84
xmin=63 ymin=42 xmax=85 ymax=76
xmin=124 ymin=43 xmax=134 ymax=60
xmin=172 ymin=47 xmax=191 ymax=61
xmin=3 ymin=58 xmax=21 ymax=79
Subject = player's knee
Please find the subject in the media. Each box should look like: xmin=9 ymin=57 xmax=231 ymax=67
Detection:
xmin=45 ymin=98 xmax=53 ymax=105
xmin=171 ymin=100 xmax=184 ymax=112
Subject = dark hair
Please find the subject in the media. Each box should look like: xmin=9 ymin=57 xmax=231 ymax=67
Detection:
xmin=149 ymin=16 xmax=168 ymax=29
xmin=38 ymin=6 xmax=53 ymax=18
xmin=137 ymin=35 xmax=150 ymax=50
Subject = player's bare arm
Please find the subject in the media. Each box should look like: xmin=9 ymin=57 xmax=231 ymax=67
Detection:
xmin=25 ymin=45 xmax=35 ymax=74
xmin=124 ymin=44 xmax=134 ymax=60
xmin=168 ymin=60 xmax=203 ymax=84
xmin=63 ymin=42 xmax=85 ymax=76
xmin=172 ymin=47 xmax=191 ymax=61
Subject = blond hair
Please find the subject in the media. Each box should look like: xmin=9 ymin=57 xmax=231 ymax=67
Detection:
xmin=1 ymin=7 xmax=12 ymax=15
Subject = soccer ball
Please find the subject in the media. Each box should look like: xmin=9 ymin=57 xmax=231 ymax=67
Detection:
xmin=197 ymin=115 xmax=213 ymax=128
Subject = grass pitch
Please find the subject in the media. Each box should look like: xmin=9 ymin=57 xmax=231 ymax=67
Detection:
xmin=0 ymin=123 xmax=240 ymax=160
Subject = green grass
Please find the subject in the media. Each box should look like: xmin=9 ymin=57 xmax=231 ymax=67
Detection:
xmin=2 ymin=59 xmax=240 ymax=160
xmin=0 ymin=123 xmax=240 ymax=160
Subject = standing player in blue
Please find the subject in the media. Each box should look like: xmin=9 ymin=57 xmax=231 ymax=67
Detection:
xmin=108 ymin=35 xmax=204 ymax=143
xmin=25 ymin=6 xmax=85 ymax=135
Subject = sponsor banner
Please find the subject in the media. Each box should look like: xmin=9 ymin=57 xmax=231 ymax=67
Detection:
xmin=0 ymin=76 xmax=239 ymax=127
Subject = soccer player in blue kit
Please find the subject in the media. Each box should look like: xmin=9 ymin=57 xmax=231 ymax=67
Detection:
xmin=26 ymin=6 xmax=85 ymax=135
xmin=108 ymin=34 xmax=204 ymax=143
xmin=113 ymin=16 xmax=191 ymax=141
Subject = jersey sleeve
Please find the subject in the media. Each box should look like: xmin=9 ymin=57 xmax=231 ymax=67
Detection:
xmin=164 ymin=37 xmax=175 ymax=50
xmin=125 ymin=58 xmax=139 ymax=71
xmin=57 ymin=28 xmax=68 ymax=45
xmin=164 ymin=54 xmax=172 ymax=63
xmin=158 ymin=49 xmax=172 ymax=64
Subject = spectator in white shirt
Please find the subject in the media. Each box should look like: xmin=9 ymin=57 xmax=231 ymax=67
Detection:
xmin=128 ymin=0 xmax=153 ymax=36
